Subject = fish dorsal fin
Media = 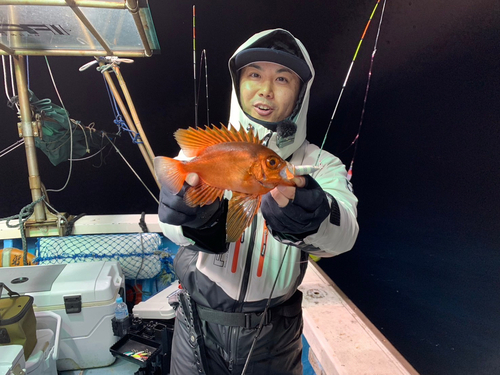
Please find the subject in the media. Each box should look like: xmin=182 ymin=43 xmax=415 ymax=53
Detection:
xmin=226 ymin=193 xmax=261 ymax=243
xmin=184 ymin=183 xmax=225 ymax=207
xmin=174 ymin=124 xmax=262 ymax=158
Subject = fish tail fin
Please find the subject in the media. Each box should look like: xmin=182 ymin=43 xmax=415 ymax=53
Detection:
xmin=154 ymin=156 xmax=187 ymax=194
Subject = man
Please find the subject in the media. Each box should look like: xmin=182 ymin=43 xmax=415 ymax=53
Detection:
xmin=158 ymin=29 xmax=359 ymax=375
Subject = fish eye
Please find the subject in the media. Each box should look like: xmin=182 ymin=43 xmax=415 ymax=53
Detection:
xmin=266 ymin=157 xmax=279 ymax=169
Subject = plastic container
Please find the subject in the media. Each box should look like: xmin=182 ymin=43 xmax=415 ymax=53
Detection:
xmin=23 ymin=311 xmax=61 ymax=375
xmin=34 ymin=312 xmax=61 ymax=362
xmin=0 ymin=345 xmax=25 ymax=375
xmin=25 ymin=329 xmax=56 ymax=375
xmin=115 ymin=297 xmax=129 ymax=321
xmin=109 ymin=334 xmax=161 ymax=368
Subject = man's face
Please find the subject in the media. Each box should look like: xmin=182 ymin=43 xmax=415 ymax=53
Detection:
xmin=239 ymin=62 xmax=301 ymax=123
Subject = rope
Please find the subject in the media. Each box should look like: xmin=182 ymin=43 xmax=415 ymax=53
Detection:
xmin=101 ymin=74 xmax=143 ymax=144
xmin=70 ymin=119 xmax=90 ymax=153
xmin=139 ymin=212 xmax=149 ymax=233
xmin=64 ymin=213 xmax=86 ymax=236
xmin=114 ymin=115 xmax=143 ymax=144
xmin=3 ymin=195 xmax=45 ymax=265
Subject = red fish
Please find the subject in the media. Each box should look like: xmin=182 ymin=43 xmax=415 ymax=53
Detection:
xmin=154 ymin=124 xmax=319 ymax=242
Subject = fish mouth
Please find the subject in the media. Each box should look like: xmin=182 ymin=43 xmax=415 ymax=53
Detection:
xmin=258 ymin=180 xmax=276 ymax=189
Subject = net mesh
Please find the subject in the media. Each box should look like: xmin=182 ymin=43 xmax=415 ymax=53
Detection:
xmin=36 ymin=233 xmax=170 ymax=280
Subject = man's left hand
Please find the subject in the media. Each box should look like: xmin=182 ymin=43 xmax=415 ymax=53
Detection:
xmin=261 ymin=175 xmax=330 ymax=236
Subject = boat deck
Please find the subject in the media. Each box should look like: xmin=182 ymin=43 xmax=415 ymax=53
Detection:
xmin=299 ymin=261 xmax=418 ymax=375
xmin=1 ymin=215 xmax=418 ymax=375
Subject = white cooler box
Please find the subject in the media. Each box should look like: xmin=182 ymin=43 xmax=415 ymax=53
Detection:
xmin=0 ymin=261 xmax=124 ymax=371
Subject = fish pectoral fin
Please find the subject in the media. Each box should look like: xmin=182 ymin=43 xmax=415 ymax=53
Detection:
xmin=226 ymin=193 xmax=261 ymax=243
xmin=184 ymin=183 xmax=225 ymax=207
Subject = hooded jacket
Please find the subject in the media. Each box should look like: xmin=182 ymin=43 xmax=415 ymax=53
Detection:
xmin=159 ymin=29 xmax=358 ymax=312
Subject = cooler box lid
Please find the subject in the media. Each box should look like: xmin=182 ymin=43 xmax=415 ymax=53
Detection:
xmin=0 ymin=262 xmax=123 ymax=308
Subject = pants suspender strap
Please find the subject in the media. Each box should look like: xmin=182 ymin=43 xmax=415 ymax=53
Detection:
xmin=178 ymin=291 xmax=209 ymax=375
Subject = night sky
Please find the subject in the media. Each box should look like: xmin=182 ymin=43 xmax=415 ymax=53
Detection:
xmin=1 ymin=1 xmax=499 ymax=374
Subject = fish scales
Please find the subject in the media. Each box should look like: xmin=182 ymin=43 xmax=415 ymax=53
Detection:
xmin=184 ymin=142 xmax=274 ymax=195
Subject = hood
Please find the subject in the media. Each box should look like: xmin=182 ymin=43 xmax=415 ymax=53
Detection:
xmin=228 ymin=28 xmax=315 ymax=160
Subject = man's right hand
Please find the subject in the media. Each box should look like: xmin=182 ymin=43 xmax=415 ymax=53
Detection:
xmin=158 ymin=173 xmax=223 ymax=229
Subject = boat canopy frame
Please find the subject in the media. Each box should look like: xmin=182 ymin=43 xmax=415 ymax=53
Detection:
xmin=0 ymin=0 xmax=160 ymax=236
xmin=0 ymin=0 xmax=160 ymax=57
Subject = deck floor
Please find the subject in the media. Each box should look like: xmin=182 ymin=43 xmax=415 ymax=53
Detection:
xmin=58 ymin=335 xmax=316 ymax=375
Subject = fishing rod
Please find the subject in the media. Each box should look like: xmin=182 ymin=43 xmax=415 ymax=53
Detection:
xmin=242 ymin=2 xmax=387 ymax=374
xmin=193 ymin=5 xmax=211 ymax=128
xmin=315 ymin=0 xmax=387 ymax=173
xmin=193 ymin=5 xmax=198 ymax=128
xmin=345 ymin=0 xmax=387 ymax=180
xmin=198 ymin=49 xmax=210 ymax=127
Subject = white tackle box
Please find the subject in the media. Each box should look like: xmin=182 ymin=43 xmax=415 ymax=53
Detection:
xmin=132 ymin=280 xmax=179 ymax=320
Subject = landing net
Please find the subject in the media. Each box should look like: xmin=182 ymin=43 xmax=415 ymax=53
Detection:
xmin=35 ymin=233 xmax=171 ymax=280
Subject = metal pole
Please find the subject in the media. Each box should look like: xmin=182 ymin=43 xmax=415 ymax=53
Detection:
xmin=126 ymin=0 xmax=153 ymax=57
xmin=100 ymin=64 xmax=159 ymax=188
xmin=65 ymin=0 xmax=114 ymax=55
xmin=0 ymin=0 xmax=126 ymax=9
xmin=0 ymin=49 xmax=150 ymax=57
xmin=13 ymin=55 xmax=46 ymax=221
xmin=112 ymin=65 xmax=156 ymax=163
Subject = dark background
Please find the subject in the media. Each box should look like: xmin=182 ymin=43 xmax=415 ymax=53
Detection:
xmin=1 ymin=1 xmax=499 ymax=374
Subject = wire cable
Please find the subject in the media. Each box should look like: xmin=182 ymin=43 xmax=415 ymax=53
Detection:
xmin=2 ymin=55 xmax=19 ymax=111
xmin=43 ymin=56 xmax=74 ymax=193
xmin=0 ymin=139 xmax=25 ymax=158
xmin=104 ymin=134 xmax=159 ymax=204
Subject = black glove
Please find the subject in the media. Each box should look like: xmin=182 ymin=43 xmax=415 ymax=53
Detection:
xmin=158 ymin=184 xmax=223 ymax=229
xmin=261 ymin=175 xmax=330 ymax=238
xmin=158 ymin=184 xmax=228 ymax=254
